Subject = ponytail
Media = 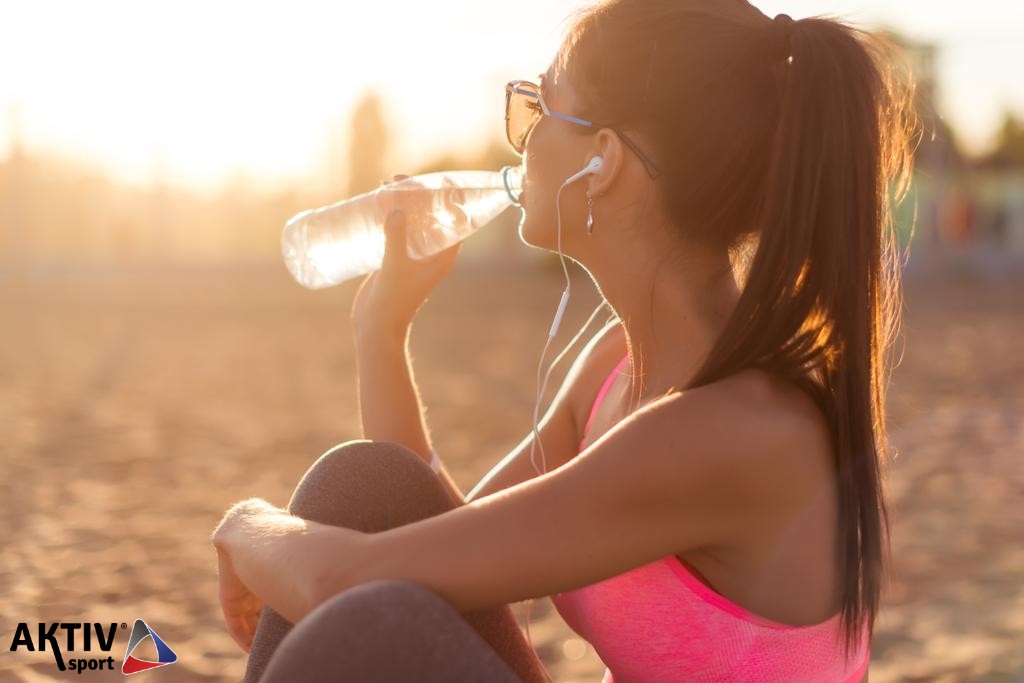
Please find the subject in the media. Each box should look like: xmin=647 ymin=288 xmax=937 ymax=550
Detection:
xmin=684 ymin=16 xmax=918 ymax=661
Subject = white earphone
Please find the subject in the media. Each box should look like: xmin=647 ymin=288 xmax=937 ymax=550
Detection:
xmin=548 ymin=156 xmax=604 ymax=337
xmin=528 ymin=155 xmax=607 ymax=478
xmin=561 ymin=155 xmax=604 ymax=187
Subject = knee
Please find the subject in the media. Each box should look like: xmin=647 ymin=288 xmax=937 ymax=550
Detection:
xmin=260 ymin=580 xmax=484 ymax=682
xmin=306 ymin=579 xmax=458 ymax=642
xmin=319 ymin=579 xmax=448 ymax=626
xmin=302 ymin=440 xmax=438 ymax=495
xmin=287 ymin=440 xmax=454 ymax=529
xmin=310 ymin=439 xmax=427 ymax=483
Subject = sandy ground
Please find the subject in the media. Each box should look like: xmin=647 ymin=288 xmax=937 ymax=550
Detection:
xmin=0 ymin=261 xmax=1021 ymax=682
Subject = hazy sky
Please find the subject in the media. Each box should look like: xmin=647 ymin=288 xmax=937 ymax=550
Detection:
xmin=1 ymin=0 xmax=1021 ymax=191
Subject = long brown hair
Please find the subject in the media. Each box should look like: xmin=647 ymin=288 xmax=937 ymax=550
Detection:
xmin=558 ymin=0 xmax=919 ymax=661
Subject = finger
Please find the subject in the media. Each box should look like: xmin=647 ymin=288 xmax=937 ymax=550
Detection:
xmin=237 ymin=613 xmax=256 ymax=652
xmin=242 ymin=616 xmax=257 ymax=652
xmin=226 ymin=614 xmax=250 ymax=652
xmin=245 ymin=605 xmax=261 ymax=633
xmin=382 ymin=208 xmax=407 ymax=264
xmin=220 ymin=592 xmax=254 ymax=650
xmin=245 ymin=614 xmax=258 ymax=643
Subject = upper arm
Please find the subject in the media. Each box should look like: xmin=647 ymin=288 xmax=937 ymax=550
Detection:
xmin=355 ymin=378 xmax=792 ymax=614
xmin=465 ymin=317 xmax=623 ymax=504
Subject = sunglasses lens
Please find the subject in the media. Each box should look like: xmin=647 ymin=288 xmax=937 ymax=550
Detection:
xmin=506 ymin=84 xmax=541 ymax=154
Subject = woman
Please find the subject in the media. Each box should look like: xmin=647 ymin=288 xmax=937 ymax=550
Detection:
xmin=212 ymin=0 xmax=917 ymax=680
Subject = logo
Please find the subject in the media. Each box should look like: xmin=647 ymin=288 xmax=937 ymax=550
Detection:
xmin=122 ymin=619 xmax=178 ymax=675
xmin=8 ymin=619 xmax=177 ymax=675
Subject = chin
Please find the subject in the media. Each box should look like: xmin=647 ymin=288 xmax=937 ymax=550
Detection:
xmin=517 ymin=211 xmax=553 ymax=251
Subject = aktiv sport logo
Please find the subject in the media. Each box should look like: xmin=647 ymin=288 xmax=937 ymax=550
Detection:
xmin=122 ymin=619 xmax=178 ymax=674
xmin=9 ymin=618 xmax=178 ymax=675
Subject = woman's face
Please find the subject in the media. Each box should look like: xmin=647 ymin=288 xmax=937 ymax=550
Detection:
xmin=516 ymin=62 xmax=597 ymax=255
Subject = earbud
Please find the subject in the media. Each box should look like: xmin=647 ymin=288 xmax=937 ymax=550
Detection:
xmin=561 ymin=155 xmax=604 ymax=187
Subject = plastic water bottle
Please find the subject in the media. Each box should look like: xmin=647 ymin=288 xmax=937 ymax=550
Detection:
xmin=282 ymin=165 xmax=524 ymax=289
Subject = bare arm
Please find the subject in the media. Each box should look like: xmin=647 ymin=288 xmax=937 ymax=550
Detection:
xmin=353 ymin=324 xmax=465 ymax=505
xmin=354 ymin=321 xmax=583 ymax=509
xmin=464 ymin=319 xmax=622 ymax=503
xmin=355 ymin=316 xmax=623 ymax=510
xmin=464 ymin=376 xmax=579 ymax=503
xmin=312 ymin=378 xmax=792 ymax=615
xmin=214 ymin=375 xmax=796 ymax=625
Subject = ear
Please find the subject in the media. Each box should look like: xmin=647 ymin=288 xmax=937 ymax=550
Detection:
xmin=586 ymin=127 xmax=624 ymax=197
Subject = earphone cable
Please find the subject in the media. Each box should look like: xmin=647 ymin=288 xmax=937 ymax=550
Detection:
xmin=529 ymin=181 xmax=605 ymax=477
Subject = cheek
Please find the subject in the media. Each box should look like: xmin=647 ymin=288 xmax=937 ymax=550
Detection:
xmin=522 ymin=123 xmax=555 ymax=187
xmin=517 ymin=131 xmax=581 ymax=245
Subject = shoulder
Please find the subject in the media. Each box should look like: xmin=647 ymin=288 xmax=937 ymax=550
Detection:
xmin=557 ymin=368 xmax=833 ymax=552
xmin=581 ymin=315 xmax=627 ymax=371
xmin=628 ymin=369 xmax=834 ymax=522
xmin=689 ymin=368 xmax=831 ymax=454
xmin=563 ymin=316 xmax=627 ymax=430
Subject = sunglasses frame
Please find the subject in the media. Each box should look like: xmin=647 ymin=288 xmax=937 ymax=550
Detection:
xmin=504 ymin=79 xmax=662 ymax=180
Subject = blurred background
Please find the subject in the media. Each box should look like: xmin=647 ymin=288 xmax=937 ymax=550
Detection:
xmin=0 ymin=1 xmax=1021 ymax=681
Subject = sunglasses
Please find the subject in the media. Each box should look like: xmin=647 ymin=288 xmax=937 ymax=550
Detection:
xmin=504 ymin=79 xmax=662 ymax=179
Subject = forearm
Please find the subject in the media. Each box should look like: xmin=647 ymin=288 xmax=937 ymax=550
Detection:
xmin=353 ymin=326 xmax=466 ymax=505
xmin=354 ymin=326 xmax=432 ymax=458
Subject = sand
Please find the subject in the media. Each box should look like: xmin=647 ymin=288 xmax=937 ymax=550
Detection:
xmin=0 ymin=262 xmax=1020 ymax=682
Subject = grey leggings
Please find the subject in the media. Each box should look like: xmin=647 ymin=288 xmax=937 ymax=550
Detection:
xmin=242 ymin=439 xmax=552 ymax=683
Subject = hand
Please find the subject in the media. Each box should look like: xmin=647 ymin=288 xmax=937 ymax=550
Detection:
xmin=350 ymin=174 xmax=464 ymax=339
xmin=216 ymin=545 xmax=263 ymax=653
xmin=211 ymin=498 xmax=279 ymax=652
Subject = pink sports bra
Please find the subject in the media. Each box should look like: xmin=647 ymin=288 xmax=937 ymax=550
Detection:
xmin=549 ymin=352 xmax=870 ymax=682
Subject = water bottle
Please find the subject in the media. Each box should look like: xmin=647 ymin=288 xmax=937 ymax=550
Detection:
xmin=282 ymin=164 xmax=524 ymax=289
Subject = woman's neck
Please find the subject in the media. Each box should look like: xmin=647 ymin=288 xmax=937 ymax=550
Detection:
xmin=598 ymin=244 xmax=741 ymax=408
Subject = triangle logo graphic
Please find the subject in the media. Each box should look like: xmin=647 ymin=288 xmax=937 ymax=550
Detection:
xmin=121 ymin=619 xmax=178 ymax=675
